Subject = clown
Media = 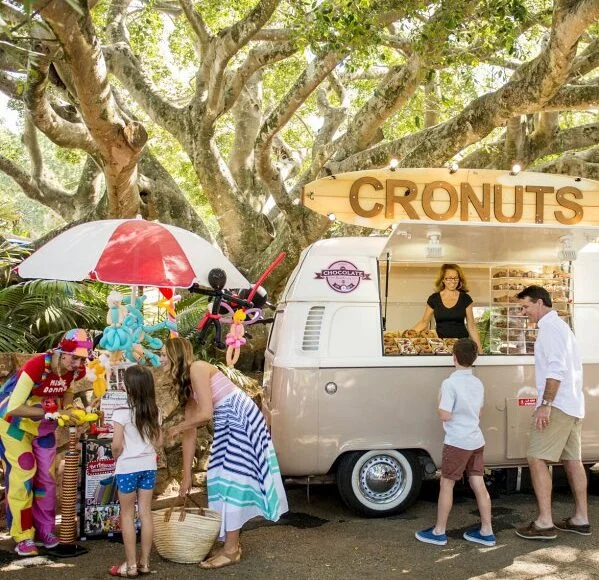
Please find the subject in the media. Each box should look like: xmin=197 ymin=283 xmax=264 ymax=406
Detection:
xmin=0 ymin=329 xmax=92 ymax=556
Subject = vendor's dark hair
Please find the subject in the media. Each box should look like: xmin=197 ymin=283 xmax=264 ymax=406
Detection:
xmin=453 ymin=338 xmax=478 ymax=367
xmin=165 ymin=337 xmax=195 ymax=408
xmin=123 ymin=365 xmax=161 ymax=444
xmin=516 ymin=285 xmax=552 ymax=307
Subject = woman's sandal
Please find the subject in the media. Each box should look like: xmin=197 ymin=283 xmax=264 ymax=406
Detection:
xmin=199 ymin=549 xmax=242 ymax=570
xmin=108 ymin=563 xmax=138 ymax=577
xmin=137 ymin=562 xmax=151 ymax=575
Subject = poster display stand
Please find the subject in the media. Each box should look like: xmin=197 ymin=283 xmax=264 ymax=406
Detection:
xmin=79 ymin=362 xmax=134 ymax=540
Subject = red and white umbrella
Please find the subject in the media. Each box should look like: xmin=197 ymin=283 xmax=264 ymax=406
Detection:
xmin=16 ymin=219 xmax=250 ymax=289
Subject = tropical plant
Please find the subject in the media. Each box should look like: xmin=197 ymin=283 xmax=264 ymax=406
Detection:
xmin=0 ymin=242 xmax=114 ymax=352
xmin=0 ymin=280 xmax=110 ymax=353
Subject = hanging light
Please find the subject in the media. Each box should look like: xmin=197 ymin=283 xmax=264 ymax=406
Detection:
xmin=510 ymin=163 xmax=522 ymax=175
xmin=389 ymin=159 xmax=399 ymax=171
xmin=327 ymin=212 xmax=336 ymax=221
xmin=448 ymin=162 xmax=459 ymax=174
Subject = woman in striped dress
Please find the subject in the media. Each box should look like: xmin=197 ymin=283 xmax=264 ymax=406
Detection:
xmin=162 ymin=338 xmax=288 ymax=570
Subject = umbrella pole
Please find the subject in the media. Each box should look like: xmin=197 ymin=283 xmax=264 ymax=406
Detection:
xmin=48 ymin=427 xmax=88 ymax=558
xmin=130 ymin=285 xmax=138 ymax=306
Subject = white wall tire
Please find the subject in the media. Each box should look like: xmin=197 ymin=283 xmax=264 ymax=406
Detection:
xmin=337 ymin=450 xmax=422 ymax=517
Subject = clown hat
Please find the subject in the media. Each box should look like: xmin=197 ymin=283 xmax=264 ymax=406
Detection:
xmin=56 ymin=328 xmax=93 ymax=358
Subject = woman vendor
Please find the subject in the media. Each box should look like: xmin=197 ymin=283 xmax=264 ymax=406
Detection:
xmin=412 ymin=264 xmax=483 ymax=352
xmin=0 ymin=329 xmax=92 ymax=556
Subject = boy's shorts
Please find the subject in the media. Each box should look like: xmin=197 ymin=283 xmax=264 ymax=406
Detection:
xmin=441 ymin=444 xmax=485 ymax=480
xmin=115 ymin=470 xmax=157 ymax=494
xmin=527 ymin=406 xmax=583 ymax=462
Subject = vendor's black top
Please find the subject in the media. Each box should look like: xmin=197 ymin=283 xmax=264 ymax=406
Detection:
xmin=427 ymin=291 xmax=473 ymax=338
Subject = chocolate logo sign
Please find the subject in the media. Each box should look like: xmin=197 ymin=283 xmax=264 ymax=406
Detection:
xmin=315 ymin=260 xmax=372 ymax=293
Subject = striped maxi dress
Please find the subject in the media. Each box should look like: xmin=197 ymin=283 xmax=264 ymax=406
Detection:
xmin=207 ymin=372 xmax=288 ymax=539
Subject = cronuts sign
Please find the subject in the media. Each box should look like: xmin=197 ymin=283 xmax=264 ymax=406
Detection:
xmin=349 ymin=177 xmax=581 ymax=224
xmin=302 ymin=168 xmax=599 ymax=229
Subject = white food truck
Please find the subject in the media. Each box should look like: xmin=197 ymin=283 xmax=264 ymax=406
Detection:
xmin=262 ymin=168 xmax=599 ymax=516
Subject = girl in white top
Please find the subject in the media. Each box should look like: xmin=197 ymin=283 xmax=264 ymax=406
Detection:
xmin=110 ymin=365 xmax=162 ymax=578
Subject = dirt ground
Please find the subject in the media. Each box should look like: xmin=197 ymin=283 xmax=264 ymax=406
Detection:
xmin=1 ymin=476 xmax=598 ymax=580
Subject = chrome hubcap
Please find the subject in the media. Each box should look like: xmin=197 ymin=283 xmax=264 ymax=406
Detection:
xmin=358 ymin=455 xmax=407 ymax=504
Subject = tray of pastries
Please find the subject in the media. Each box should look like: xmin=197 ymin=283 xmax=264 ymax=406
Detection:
xmin=383 ymin=330 xmax=457 ymax=355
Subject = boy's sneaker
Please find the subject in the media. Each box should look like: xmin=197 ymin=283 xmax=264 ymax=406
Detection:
xmin=415 ymin=527 xmax=448 ymax=545
xmin=35 ymin=531 xmax=60 ymax=548
xmin=15 ymin=539 xmax=39 ymax=556
xmin=463 ymin=528 xmax=497 ymax=546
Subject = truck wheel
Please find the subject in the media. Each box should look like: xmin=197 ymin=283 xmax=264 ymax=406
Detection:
xmin=336 ymin=450 xmax=422 ymax=517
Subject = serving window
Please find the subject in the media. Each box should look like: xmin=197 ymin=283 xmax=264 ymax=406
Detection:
xmin=380 ymin=262 xmax=572 ymax=356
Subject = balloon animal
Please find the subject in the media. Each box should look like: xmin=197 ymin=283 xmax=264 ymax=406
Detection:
xmin=122 ymin=295 xmax=177 ymax=366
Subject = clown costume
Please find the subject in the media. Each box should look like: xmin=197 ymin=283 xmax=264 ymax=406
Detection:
xmin=0 ymin=329 xmax=92 ymax=556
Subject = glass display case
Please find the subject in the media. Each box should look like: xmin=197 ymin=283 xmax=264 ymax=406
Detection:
xmin=489 ymin=265 xmax=572 ymax=354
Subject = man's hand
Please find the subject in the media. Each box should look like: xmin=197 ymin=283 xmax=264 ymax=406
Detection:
xmin=534 ymin=405 xmax=552 ymax=431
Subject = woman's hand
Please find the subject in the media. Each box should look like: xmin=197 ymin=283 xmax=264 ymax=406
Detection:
xmin=179 ymin=472 xmax=192 ymax=496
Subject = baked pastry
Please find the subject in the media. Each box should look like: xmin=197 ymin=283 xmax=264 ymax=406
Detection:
xmin=402 ymin=329 xmax=418 ymax=338
xmin=443 ymin=338 xmax=458 ymax=352
xmin=434 ymin=346 xmax=451 ymax=354
xmin=493 ymin=270 xmax=507 ymax=278
xmin=400 ymin=343 xmax=418 ymax=355
xmin=421 ymin=330 xmax=438 ymax=338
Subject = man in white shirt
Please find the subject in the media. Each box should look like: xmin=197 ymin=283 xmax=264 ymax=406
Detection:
xmin=515 ymin=285 xmax=590 ymax=540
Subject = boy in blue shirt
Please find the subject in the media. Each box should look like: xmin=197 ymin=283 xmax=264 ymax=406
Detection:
xmin=416 ymin=337 xmax=495 ymax=546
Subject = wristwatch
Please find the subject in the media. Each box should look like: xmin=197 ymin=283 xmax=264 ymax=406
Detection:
xmin=541 ymin=399 xmax=553 ymax=407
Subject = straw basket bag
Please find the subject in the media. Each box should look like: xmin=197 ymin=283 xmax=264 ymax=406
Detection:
xmin=152 ymin=494 xmax=221 ymax=564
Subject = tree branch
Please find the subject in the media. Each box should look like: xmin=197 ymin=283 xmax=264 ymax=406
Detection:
xmin=0 ymin=71 xmax=20 ymax=98
xmin=335 ymin=0 xmax=479 ymax=160
xmin=223 ymin=40 xmax=298 ymax=113
xmin=0 ymin=151 xmax=77 ymax=220
xmin=221 ymin=0 xmax=280 ymax=59
xmin=104 ymin=2 xmax=186 ymax=140
xmin=24 ymin=55 xmax=100 ymax=157
xmin=569 ymin=37 xmax=599 ymax=80
xmin=38 ymin=0 xmax=148 ymax=218
xmin=255 ymin=51 xmax=343 ymax=212
xmin=22 ymin=115 xmax=43 ymax=180
xmin=535 ymin=152 xmax=599 ymax=179
xmin=389 ymin=0 xmax=599 ymax=168
xmin=178 ymin=0 xmax=211 ymax=49
xmin=252 ymin=28 xmax=292 ymax=42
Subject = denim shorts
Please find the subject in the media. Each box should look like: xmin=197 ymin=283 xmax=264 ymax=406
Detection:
xmin=115 ymin=470 xmax=157 ymax=494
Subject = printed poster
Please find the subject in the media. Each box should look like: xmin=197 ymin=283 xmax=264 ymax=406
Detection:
xmin=80 ymin=437 xmax=120 ymax=538
xmin=98 ymin=362 xmax=132 ymax=433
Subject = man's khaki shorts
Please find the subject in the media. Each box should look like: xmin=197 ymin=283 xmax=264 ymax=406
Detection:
xmin=527 ymin=406 xmax=583 ymax=462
